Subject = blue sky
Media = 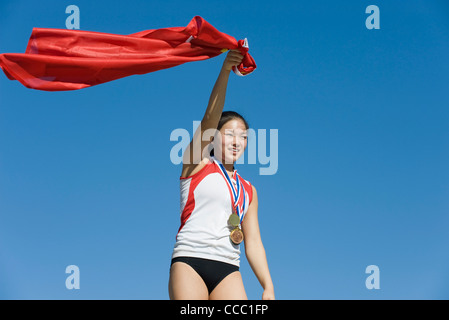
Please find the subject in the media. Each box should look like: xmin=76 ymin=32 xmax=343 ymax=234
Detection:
xmin=1 ymin=0 xmax=448 ymax=299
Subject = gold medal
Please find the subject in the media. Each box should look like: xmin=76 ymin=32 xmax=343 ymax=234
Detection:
xmin=230 ymin=227 xmax=244 ymax=245
xmin=229 ymin=208 xmax=243 ymax=244
xmin=228 ymin=213 xmax=240 ymax=227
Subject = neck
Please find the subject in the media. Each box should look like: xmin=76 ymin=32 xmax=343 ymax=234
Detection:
xmin=213 ymin=155 xmax=234 ymax=173
xmin=223 ymin=163 xmax=235 ymax=173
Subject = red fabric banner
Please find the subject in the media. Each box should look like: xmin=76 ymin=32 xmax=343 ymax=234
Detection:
xmin=0 ymin=16 xmax=256 ymax=91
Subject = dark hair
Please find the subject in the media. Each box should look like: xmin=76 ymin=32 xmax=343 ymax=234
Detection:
xmin=210 ymin=111 xmax=249 ymax=157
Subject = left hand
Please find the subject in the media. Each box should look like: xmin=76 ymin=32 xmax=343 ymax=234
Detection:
xmin=262 ymin=288 xmax=275 ymax=300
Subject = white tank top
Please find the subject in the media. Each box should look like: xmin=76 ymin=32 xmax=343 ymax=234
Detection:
xmin=172 ymin=156 xmax=253 ymax=266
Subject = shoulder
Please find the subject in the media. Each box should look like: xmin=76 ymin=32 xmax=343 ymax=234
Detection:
xmin=251 ymin=184 xmax=258 ymax=203
xmin=251 ymin=184 xmax=257 ymax=196
xmin=246 ymin=181 xmax=257 ymax=206
xmin=180 ymin=156 xmax=213 ymax=179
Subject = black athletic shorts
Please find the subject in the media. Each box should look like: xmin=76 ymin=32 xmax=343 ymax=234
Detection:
xmin=171 ymin=256 xmax=239 ymax=294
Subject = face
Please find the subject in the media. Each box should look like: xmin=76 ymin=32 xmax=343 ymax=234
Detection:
xmin=213 ymin=119 xmax=248 ymax=165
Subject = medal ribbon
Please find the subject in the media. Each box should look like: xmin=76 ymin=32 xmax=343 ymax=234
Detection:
xmin=212 ymin=156 xmax=247 ymax=223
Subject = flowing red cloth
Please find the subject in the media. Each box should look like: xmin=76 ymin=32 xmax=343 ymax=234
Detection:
xmin=0 ymin=16 xmax=256 ymax=91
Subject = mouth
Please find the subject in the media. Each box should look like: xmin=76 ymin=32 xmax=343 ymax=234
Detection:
xmin=230 ymin=148 xmax=240 ymax=155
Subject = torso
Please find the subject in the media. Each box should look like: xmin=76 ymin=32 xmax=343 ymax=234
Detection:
xmin=173 ymin=156 xmax=252 ymax=267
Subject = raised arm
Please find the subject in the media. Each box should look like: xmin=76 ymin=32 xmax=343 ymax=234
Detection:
xmin=181 ymin=50 xmax=244 ymax=177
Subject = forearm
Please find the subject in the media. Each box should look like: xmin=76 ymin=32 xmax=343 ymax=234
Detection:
xmin=202 ymin=65 xmax=231 ymax=127
xmin=202 ymin=49 xmax=242 ymax=127
xmin=245 ymin=241 xmax=274 ymax=291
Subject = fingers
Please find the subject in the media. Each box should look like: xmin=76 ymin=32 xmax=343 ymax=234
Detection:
xmin=226 ymin=50 xmax=244 ymax=65
xmin=228 ymin=50 xmax=244 ymax=59
xmin=222 ymin=49 xmax=244 ymax=71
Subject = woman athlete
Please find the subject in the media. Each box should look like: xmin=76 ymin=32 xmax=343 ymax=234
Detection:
xmin=168 ymin=49 xmax=274 ymax=300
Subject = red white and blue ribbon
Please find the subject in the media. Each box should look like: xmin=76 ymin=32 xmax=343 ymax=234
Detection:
xmin=212 ymin=156 xmax=247 ymax=223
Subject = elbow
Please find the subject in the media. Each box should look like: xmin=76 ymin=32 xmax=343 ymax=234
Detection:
xmin=244 ymin=237 xmax=264 ymax=257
